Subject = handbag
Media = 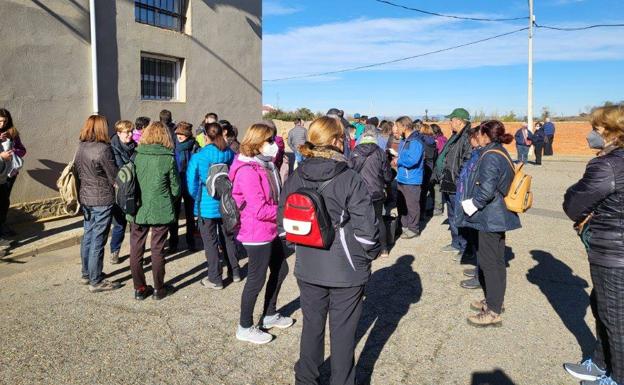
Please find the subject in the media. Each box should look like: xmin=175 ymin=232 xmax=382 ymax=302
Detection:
xmin=574 ymin=213 xmax=593 ymax=250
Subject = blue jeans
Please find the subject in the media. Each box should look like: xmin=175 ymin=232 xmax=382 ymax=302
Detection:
xmin=516 ymin=145 xmax=530 ymax=164
xmin=110 ymin=205 xmax=126 ymax=253
xmin=81 ymin=205 xmax=113 ymax=285
xmin=443 ymin=193 xmax=467 ymax=252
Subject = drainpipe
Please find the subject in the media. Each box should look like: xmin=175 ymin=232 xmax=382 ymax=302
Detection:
xmin=89 ymin=0 xmax=99 ymax=114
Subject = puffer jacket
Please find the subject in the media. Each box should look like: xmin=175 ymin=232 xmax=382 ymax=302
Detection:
xmin=348 ymin=143 xmax=393 ymax=202
xmin=278 ymin=156 xmax=380 ymax=287
xmin=230 ymin=155 xmax=281 ymax=243
xmin=397 ymin=131 xmax=424 ymax=185
xmin=462 ymin=143 xmax=521 ymax=233
xmin=563 ymin=147 xmax=624 ymax=268
xmin=75 ymin=141 xmax=118 ymax=207
xmin=130 ymin=144 xmax=181 ymax=225
xmin=187 ymin=144 xmax=235 ymax=219
xmin=110 ymin=134 xmax=136 ymax=168
xmin=435 ymin=122 xmax=473 ymax=193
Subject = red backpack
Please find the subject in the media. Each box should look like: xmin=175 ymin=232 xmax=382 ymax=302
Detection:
xmin=283 ymin=171 xmax=344 ymax=249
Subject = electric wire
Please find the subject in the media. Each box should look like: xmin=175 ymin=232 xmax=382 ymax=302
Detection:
xmin=535 ymin=23 xmax=624 ymax=31
xmin=374 ymin=0 xmax=529 ymax=22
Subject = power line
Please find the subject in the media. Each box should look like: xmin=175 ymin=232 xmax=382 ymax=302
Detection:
xmin=535 ymin=23 xmax=624 ymax=31
xmin=375 ymin=0 xmax=529 ymax=22
xmin=264 ymin=27 xmax=528 ymax=82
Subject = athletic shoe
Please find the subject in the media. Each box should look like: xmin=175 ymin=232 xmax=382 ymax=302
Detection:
xmin=236 ymin=325 xmax=273 ymax=344
xmin=79 ymin=277 xmax=90 ymax=285
xmin=200 ymin=278 xmax=223 ymax=290
xmin=400 ymin=229 xmax=419 ymax=239
xmin=581 ymin=375 xmax=619 ymax=385
xmin=262 ymin=313 xmax=294 ymax=330
xmin=153 ymin=284 xmax=176 ymax=300
xmin=110 ymin=250 xmax=120 ymax=265
xmin=432 ymin=209 xmax=444 ymax=216
xmin=134 ymin=285 xmax=154 ymax=301
xmin=460 ymin=277 xmax=481 ymax=289
xmin=232 ymin=269 xmax=242 ymax=283
xmin=440 ymin=244 xmax=458 ymax=253
xmin=89 ymin=279 xmax=121 ymax=293
xmin=463 ymin=267 xmax=477 ymax=277
xmin=470 ymin=299 xmax=505 ymax=313
xmin=467 ymin=309 xmax=502 ymax=327
xmin=379 ymin=250 xmax=390 ymax=258
xmin=564 ymin=359 xmax=607 ymax=382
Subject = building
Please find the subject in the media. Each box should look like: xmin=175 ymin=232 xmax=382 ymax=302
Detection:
xmin=262 ymin=104 xmax=277 ymax=116
xmin=0 ymin=0 xmax=262 ymax=222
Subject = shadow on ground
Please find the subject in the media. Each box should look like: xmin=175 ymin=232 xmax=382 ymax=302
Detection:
xmin=471 ymin=369 xmax=517 ymax=385
xmin=526 ymin=249 xmax=594 ymax=358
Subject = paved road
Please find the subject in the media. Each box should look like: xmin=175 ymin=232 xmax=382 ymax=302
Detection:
xmin=0 ymin=159 xmax=594 ymax=385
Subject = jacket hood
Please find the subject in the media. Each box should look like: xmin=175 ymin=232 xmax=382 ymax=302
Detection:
xmin=136 ymin=144 xmax=174 ymax=156
xmin=299 ymin=157 xmax=349 ymax=182
xmin=353 ymin=143 xmax=379 ymax=158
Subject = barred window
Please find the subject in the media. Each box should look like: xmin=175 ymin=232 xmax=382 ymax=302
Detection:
xmin=135 ymin=0 xmax=186 ymax=31
xmin=141 ymin=55 xmax=182 ymax=101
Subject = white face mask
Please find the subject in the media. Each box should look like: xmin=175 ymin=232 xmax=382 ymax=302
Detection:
xmin=261 ymin=141 xmax=279 ymax=158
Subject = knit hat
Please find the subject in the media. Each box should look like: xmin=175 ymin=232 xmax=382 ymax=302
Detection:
xmin=175 ymin=122 xmax=193 ymax=138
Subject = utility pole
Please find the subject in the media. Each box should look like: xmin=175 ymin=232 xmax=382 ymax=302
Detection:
xmin=527 ymin=0 xmax=534 ymax=133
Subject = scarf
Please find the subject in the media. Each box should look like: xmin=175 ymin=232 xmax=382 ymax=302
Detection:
xmin=254 ymin=155 xmax=281 ymax=202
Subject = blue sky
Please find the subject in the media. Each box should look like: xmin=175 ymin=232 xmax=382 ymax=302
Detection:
xmin=262 ymin=0 xmax=624 ymax=117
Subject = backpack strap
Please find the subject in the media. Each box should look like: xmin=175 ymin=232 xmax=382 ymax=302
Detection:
xmin=481 ymin=149 xmax=515 ymax=172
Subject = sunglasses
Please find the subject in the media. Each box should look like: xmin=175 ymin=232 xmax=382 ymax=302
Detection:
xmin=265 ymin=137 xmax=275 ymax=144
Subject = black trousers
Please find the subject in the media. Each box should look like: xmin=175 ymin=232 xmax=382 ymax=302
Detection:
xmin=168 ymin=190 xmax=196 ymax=248
xmin=239 ymin=238 xmax=289 ymax=328
xmin=373 ymin=200 xmax=387 ymax=252
xmin=295 ymin=280 xmax=365 ymax=385
xmin=198 ymin=218 xmax=239 ymax=285
xmin=419 ymin=169 xmax=433 ymax=218
xmin=590 ymin=264 xmax=624 ymax=384
xmin=476 ymin=231 xmax=506 ymax=314
xmin=534 ymin=143 xmax=543 ymax=165
xmin=544 ymin=135 xmax=554 ymax=156
xmin=397 ymin=183 xmax=421 ymax=233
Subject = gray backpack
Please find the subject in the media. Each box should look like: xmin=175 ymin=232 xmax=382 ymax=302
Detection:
xmin=204 ymin=163 xmax=240 ymax=235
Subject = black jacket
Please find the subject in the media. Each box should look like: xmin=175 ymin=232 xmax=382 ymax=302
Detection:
xmin=435 ymin=122 xmax=473 ymax=193
xmin=348 ymin=143 xmax=393 ymax=202
xmin=110 ymin=134 xmax=136 ymax=168
xmin=278 ymin=156 xmax=380 ymax=287
xmin=563 ymin=148 xmax=624 ymax=268
xmin=75 ymin=141 xmax=118 ymax=207
xmin=462 ymin=143 xmax=521 ymax=233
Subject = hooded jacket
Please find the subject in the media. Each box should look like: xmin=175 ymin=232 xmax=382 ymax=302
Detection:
xmin=461 ymin=143 xmax=521 ymax=233
xmin=130 ymin=144 xmax=181 ymax=225
xmin=564 ymin=147 xmax=624 ymax=268
xmin=186 ymin=144 xmax=235 ymax=219
xmin=110 ymin=134 xmax=136 ymax=168
xmin=435 ymin=122 xmax=473 ymax=193
xmin=75 ymin=141 xmax=118 ymax=207
xmin=278 ymin=155 xmax=380 ymax=287
xmin=397 ymin=131 xmax=425 ymax=185
xmin=348 ymin=143 xmax=393 ymax=202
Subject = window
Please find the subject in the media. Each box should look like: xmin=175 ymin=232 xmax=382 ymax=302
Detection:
xmin=135 ymin=0 xmax=186 ymax=31
xmin=141 ymin=55 xmax=182 ymax=101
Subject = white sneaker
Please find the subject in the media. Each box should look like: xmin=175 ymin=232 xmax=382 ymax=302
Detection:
xmin=236 ymin=325 xmax=273 ymax=344
xmin=262 ymin=313 xmax=294 ymax=329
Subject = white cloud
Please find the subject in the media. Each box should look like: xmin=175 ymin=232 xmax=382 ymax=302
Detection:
xmin=263 ymin=16 xmax=624 ymax=81
xmin=553 ymin=0 xmax=586 ymax=5
xmin=264 ymin=1 xmax=301 ymax=16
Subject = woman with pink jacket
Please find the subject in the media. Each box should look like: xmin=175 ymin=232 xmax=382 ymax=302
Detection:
xmin=229 ymin=123 xmax=293 ymax=345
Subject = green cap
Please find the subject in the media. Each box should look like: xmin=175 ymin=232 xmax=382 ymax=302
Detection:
xmin=446 ymin=108 xmax=470 ymax=121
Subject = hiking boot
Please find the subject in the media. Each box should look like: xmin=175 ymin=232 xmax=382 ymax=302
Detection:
xmin=470 ymin=299 xmax=505 ymax=313
xmin=110 ymin=250 xmax=121 ymax=265
xmin=440 ymin=244 xmax=458 ymax=253
xmin=581 ymin=375 xmax=619 ymax=385
xmin=467 ymin=309 xmax=502 ymax=327
xmin=134 ymin=285 xmax=154 ymax=301
xmin=463 ymin=267 xmax=477 ymax=277
xmin=89 ymin=280 xmax=121 ymax=293
xmin=236 ymin=325 xmax=273 ymax=344
xmin=564 ymin=359 xmax=607 ymax=382
xmin=200 ymin=277 xmax=223 ymax=290
xmin=460 ymin=277 xmax=481 ymax=289
xmin=153 ymin=284 xmax=176 ymax=300
xmin=262 ymin=313 xmax=294 ymax=330
xmin=400 ymin=228 xmax=419 ymax=239
xmin=79 ymin=277 xmax=90 ymax=285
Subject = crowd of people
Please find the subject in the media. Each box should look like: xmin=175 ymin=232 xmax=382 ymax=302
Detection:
xmin=2 ymin=101 xmax=621 ymax=385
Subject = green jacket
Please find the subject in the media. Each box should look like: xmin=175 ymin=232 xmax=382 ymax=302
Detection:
xmin=129 ymin=144 xmax=181 ymax=225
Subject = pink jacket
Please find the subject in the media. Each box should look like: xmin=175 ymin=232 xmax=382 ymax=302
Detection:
xmin=229 ymin=155 xmax=278 ymax=244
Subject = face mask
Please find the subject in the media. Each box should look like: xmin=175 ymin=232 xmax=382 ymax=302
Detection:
xmin=261 ymin=141 xmax=279 ymax=158
xmin=587 ymin=130 xmax=605 ymax=150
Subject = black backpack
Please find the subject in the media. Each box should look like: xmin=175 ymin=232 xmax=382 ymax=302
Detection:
xmin=204 ymin=163 xmax=240 ymax=235
xmin=115 ymin=161 xmax=140 ymax=215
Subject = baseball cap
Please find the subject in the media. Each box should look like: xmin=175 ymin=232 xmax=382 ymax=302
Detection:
xmin=446 ymin=108 xmax=470 ymax=121
xmin=354 ymin=113 xmax=361 ymax=119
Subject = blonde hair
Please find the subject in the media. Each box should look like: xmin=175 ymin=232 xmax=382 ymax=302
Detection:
xmin=139 ymin=121 xmax=174 ymax=149
xmin=299 ymin=116 xmax=344 ymax=158
xmin=240 ymin=123 xmax=273 ymax=157
xmin=420 ymin=123 xmax=434 ymax=137
xmin=79 ymin=115 xmax=110 ymax=143
xmin=592 ymin=105 xmax=624 ymax=147
xmin=114 ymin=120 xmax=133 ymax=133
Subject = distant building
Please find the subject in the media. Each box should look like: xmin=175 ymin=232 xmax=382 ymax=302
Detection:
xmin=0 ymin=0 xmax=261 ymax=221
xmin=262 ymin=104 xmax=277 ymax=116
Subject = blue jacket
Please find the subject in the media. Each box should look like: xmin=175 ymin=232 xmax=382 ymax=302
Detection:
xmin=514 ymin=128 xmax=534 ymax=147
xmin=186 ymin=144 xmax=235 ymax=219
xmin=543 ymin=122 xmax=555 ymax=136
xmin=454 ymin=147 xmax=483 ymax=229
xmin=532 ymin=127 xmax=546 ymax=144
xmin=462 ymin=143 xmax=521 ymax=233
xmin=397 ymin=131 xmax=424 ymax=185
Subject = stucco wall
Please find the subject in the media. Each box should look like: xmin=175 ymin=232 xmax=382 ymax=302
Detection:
xmin=0 ymin=0 xmax=261 ymax=215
